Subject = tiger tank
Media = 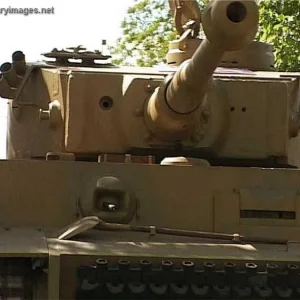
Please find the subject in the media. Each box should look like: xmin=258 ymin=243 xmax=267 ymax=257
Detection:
xmin=1 ymin=0 xmax=300 ymax=299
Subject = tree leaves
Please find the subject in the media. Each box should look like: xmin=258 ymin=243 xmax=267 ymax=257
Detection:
xmin=112 ymin=0 xmax=300 ymax=71
xmin=257 ymin=0 xmax=300 ymax=71
xmin=110 ymin=0 xmax=177 ymax=66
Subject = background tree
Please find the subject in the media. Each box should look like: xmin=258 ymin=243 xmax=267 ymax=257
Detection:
xmin=258 ymin=0 xmax=300 ymax=71
xmin=112 ymin=0 xmax=300 ymax=71
xmin=111 ymin=0 xmax=177 ymax=67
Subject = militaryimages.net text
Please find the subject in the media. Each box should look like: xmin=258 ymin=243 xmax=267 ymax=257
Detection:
xmin=0 ymin=7 xmax=55 ymax=16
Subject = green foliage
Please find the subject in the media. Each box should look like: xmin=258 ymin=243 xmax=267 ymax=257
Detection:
xmin=112 ymin=0 xmax=300 ymax=71
xmin=111 ymin=0 xmax=176 ymax=67
xmin=257 ymin=0 xmax=300 ymax=71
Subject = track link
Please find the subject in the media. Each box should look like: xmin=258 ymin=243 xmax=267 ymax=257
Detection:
xmin=76 ymin=258 xmax=300 ymax=299
xmin=0 ymin=258 xmax=33 ymax=300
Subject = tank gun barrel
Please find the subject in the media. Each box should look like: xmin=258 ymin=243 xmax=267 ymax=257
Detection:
xmin=146 ymin=0 xmax=259 ymax=142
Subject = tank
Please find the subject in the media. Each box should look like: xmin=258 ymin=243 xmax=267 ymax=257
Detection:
xmin=1 ymin=0 xmax=300 ymax=299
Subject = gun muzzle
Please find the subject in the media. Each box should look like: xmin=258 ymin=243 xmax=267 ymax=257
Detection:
xmin=202 ymin=0 xmax=259 ymax=51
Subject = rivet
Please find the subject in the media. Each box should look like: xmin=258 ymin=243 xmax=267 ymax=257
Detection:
xmin=145 ymin=133 xmax=152 ymax=141
xmin=134 ymin=108 xmax=143 ymax=116
xmin=145 ymin=84 xmax=154 ymax=93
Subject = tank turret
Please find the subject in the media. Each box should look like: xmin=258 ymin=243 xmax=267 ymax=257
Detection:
xmin=146 ymin=0 xmax=259 ymax=142
xmin=0 ymin=0 xmax=299 ymax=168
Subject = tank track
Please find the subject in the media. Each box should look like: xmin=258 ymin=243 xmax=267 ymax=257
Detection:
xmin=76 ymin=258 xmax=300 ymax=299
xmin=0 ymin=258 xmax=33 ymax=299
